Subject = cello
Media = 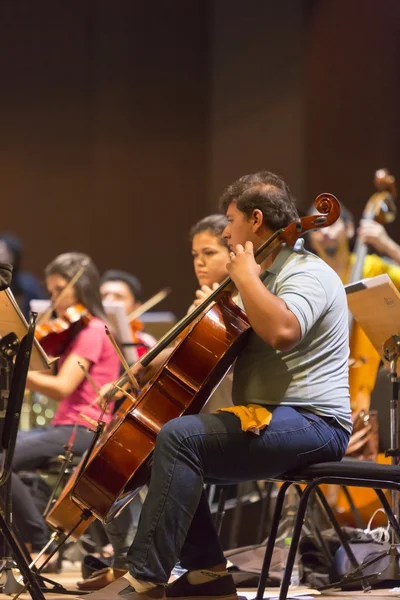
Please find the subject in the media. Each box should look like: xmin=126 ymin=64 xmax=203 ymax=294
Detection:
xmin=69 ymin=194 xmax=341 ymax=524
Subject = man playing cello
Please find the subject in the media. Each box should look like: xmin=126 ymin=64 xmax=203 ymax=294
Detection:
xmin=80 ymin=171 xmax=351 ymax=600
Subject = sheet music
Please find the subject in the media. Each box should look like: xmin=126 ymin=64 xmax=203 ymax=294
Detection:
xmin=345 ymin=273 xmax=400 ymax=359
xmin=102 ymin=301 xmax=137 ymax=363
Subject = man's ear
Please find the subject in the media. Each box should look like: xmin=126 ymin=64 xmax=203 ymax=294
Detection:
xmin=252 ymin=209 xmax=264 ymax=232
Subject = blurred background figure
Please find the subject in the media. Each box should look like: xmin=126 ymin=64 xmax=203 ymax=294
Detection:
xmin=0 ymin=233 xmax=46 ymax=318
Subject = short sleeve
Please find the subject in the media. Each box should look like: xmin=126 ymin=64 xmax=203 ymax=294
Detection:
xmin=69 ymin=324 xmax=105 ymax=364
xmin=276 ymin=272 xmax=329 ymax=339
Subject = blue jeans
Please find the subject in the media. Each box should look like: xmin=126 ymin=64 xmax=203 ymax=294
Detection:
xmin=105 ymin=495 xmax=144 ymax=569
xmin=11 ymin=425 xmax=94 ymax=550
xmin=126 ymin=406 xmax=350 ymax=584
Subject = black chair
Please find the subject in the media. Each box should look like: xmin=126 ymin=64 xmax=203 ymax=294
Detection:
xmin=256 ymin=459 xmax=400 ymax=600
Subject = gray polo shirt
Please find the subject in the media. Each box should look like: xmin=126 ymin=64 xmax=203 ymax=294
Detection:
xmin=233 ymin=241 xmax=352 ymax=433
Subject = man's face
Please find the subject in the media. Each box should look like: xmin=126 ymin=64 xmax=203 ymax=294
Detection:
xmin=100 ymin=281 xmax=138 ymax=316
xmin=222 ymin=203 xmax=257 ymax=250
xmin=308 ymin=217 xmax=353 ymax=259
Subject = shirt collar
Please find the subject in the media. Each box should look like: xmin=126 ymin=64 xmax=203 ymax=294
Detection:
xmin=264 ymin=238 xmax=305 ymax=276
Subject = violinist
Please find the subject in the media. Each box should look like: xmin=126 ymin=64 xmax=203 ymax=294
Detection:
xmin=100 ymin=270 xmax=156 ymax=360
xmin=13 ymin=253 xmax=120 ymax=562
xmin=81 ymin=171 xmax=351 ymax=600
xmin=0 ymin=232 xmax=46 ymax=319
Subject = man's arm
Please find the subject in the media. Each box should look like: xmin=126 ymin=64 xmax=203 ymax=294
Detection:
xmin=228 ymin=243 xmax=301 ymax=352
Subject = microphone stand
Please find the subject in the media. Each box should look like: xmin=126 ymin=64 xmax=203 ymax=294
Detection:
xmin=0 ymin=323 xmax=46 ymax=600
xmin=0 ymin=333 xmax=24 ymax=594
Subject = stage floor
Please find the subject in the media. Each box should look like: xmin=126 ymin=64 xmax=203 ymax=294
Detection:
xmin=2 ymin=565 xmax=400 ymax=600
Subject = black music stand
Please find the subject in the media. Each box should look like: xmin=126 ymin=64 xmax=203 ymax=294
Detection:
xmin=0 ymin=313 xmax=47 ymax=599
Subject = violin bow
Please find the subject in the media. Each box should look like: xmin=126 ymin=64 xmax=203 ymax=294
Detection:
xmin=126 ymin=287 xmax=171 ymax=323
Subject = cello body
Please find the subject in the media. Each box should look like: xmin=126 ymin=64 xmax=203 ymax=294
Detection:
xmin=72 ymin=295 xmax=250 ymax=523
xmin=46 ymin=400 xmax=136 ymax=539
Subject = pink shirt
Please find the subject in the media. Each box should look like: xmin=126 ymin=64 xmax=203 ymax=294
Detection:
xmin=52 ymin=318 xmax=120 ymax=428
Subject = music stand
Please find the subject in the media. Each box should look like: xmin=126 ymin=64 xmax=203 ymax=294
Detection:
xmin=0 ymin=289 xmax=52 ymax=599
xmin=102 ymin=300 xmax=139 ymax=363
xmin=345 ymin=274 xmax=400 ymax=584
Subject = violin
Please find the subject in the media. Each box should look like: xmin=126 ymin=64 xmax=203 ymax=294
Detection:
xmin=130 ymin=318 xmax=144 ymax=342
xmin=70 ymin=194 xmax=341 ymax=523
xmin=35 ymin=303 xmax=92 ymax=356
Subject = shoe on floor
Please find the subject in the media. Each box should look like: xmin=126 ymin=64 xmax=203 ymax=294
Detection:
xmin=75 ymin=577 xmax=166 ymax=600
xmin=166 ymin=572 xmax=238 ymax=600
xmin=77 ymin=567 xmax=128 ymax=591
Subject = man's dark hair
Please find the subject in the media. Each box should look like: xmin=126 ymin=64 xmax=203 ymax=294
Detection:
xmin=189 ymin=214 xmax=229 ymax=248
xmin=218 ymin=171 xmax=299 ymax=231
xmin=101 ymin=270 xmax=142 ymax=303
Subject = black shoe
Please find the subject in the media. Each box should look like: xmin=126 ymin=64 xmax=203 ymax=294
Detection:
xmin=166 ymin=572 xmax=238 ymax=600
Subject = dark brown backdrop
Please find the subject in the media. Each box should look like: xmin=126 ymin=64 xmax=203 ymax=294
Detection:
xmin=1 ymin=0 xmax=399 ymax=316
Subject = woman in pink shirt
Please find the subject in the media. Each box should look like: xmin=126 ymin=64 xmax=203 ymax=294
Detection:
xmin=12 ymin=252 xmax=120 ymax=558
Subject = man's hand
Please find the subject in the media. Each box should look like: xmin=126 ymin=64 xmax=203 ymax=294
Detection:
xmin=227 ymin=242 xmax=261 ymax=286
xmin=358 ymin=220 xmax=391 ymax=254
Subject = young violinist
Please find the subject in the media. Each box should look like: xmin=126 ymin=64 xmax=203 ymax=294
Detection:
xmin=14 ymin=253 xmax=120 ymax=559
xmin=81 ymin=171 xmax=351 ymax=600
xmin=78 ymin=224 xmax=231 ymax=591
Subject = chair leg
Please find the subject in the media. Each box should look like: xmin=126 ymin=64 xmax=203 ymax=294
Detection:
xmin=279 ymin=483 xmax=316 ymax=600
xmin=256 ymin=481 xmax=292 ymax=600
xmin=296 ymin=486 xmax=334 ymax=568
xmin=258 ymin=482 xmax=274 ymax=543
xmin=214 ymin=485 xmax=229 ymax=536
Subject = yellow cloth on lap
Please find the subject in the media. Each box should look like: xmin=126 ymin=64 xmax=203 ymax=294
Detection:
xmin=218 ymin=404 xmax=272 ymax=435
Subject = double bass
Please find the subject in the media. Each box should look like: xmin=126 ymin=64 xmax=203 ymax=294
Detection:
xmin=67 ymin=194 xmax=341 ymax=524
xmin=347 ymin=168 xmax=397 ymax=414
xmin=334 ymin=169 xmax=397 ymax=526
